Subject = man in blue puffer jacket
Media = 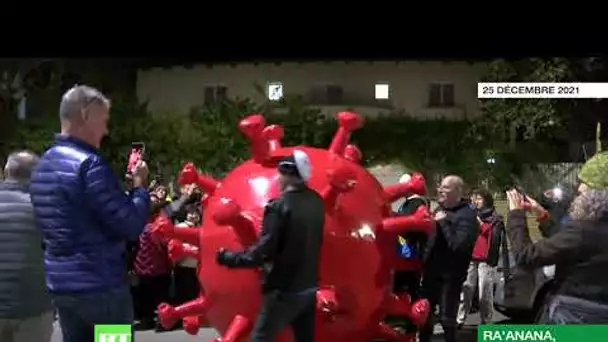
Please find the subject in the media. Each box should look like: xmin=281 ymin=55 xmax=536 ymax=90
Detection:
xmin=29 ymin=85 xmax=150 ymax=342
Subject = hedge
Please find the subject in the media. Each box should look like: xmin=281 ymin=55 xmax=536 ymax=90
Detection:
xmin=4 ymin=95 xmax=505 ymax=188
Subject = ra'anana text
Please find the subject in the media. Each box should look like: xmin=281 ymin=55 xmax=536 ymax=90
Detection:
xmin=481 ymin=330 xmax=557 ymax=341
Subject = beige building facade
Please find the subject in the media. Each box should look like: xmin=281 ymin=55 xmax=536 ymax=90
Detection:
xmin=136 ymin=61 xmax=487 ymax=120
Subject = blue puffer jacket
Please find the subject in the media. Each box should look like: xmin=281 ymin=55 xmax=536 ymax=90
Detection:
xmin=30 ymin=135 xmax=150 ymax=294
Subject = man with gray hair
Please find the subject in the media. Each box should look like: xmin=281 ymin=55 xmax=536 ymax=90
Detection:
xmin=419 ymin=175 xmax=479 ymax=342
xmin=0 ymin=151 xmax=53 ymax=342
xmin=29 ymin=85 xmax=150 ymax=342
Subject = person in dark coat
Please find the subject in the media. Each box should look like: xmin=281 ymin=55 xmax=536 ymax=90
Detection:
xmin=505 ymin=151 xmax=608 ymax=323
xmin=511 ymin=187 xmax=573 ymax=322
xmin=216 ymin=150 xmax=325 ymax=342
xmin=0 ymin=151 xmax=53 ymax=342
xmin=457 ymin=188 xmax=504 ymax=326
xmin=419 ymin=175 xmax=479 ymax=342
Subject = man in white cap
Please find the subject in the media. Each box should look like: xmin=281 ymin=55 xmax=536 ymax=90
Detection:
xmin=217 ymin=150 xmax=324 ymax=342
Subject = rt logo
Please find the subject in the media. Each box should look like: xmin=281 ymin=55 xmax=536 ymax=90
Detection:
xmin=94 ymin=324 xmax=132 ymax=342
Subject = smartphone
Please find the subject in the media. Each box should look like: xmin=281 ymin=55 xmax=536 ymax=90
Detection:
xmin=126 ymin=142 xmax=145 ymax=174
xmin=514 ymin=186 xmax=529 ymax=202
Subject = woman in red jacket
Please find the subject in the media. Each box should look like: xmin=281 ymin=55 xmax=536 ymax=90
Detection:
xmin=457 ymin=188 xmax=505 ymax=326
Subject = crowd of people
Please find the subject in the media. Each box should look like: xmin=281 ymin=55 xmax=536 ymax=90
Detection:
xmin=0 ymin=83 xmax=607 ymax=342
xmin=128 ymin=182 xmax=202 ymax=332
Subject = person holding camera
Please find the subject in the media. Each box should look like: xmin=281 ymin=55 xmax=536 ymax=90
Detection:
xmin=505 ymin=151 xmax=608 ymax=323
xmin=29 ymin=85 xmax=150 ymax=342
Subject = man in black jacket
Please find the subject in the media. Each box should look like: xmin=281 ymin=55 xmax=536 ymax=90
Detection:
xmin=419 ymin=175 xmax=479 ymax=342
xmin=216 ymin=150 xmax=325 ymax=342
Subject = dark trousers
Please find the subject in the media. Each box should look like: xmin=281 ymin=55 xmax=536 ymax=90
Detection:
xmin=250 ymin=290 xmax=316 ymax=342
xmin=173 ymin=266 xmax=199 ymax=304
xmin=418 ymin=276 xmax=464 ymax=342
xmin=51 ymin=285 xmax=134 ymax=342
xmin=134 ymin=274 xmax=171 ymax=324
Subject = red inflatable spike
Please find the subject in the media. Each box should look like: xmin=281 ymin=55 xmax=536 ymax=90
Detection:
xmin=167 ymin=239 xmax=199 ymax=262
xmin=409 ymin=298 xmax=431 ymax=327
xmin=150 ymin=216 xmax=200 ymax=246
xmin=343 ymin=144 xmax=363 ymax=163
xmin=169 ymin=110 xmax=432 ymax=341
xmin=263 ymin=124 xmax=284 ymax=152
xmin=239 ymin=114 xmax=270 ymax=163
xmin=329 ymin=111 xmax=364 ymax=155
xmin=178 ymin=163 xmax=220 ymax=194
xmin=213 ymin=315 xmax=250 ymax=342
xmin=316 ymin=286 xmax=339 ymax=321
xmin=374 ymin=321 xmax=414 ymax=342
xmin=382 ymin=172 xmax=427 ymax=203
xmin=383 ymin=293 xmax=431 ymax=327
xmin=378 ymin=206 xmax=433 ymax=235
xmin=157 ymin=296 xmax=212 ymax=330
xmin=183 ymin=315 xmax=203 ymax=335
xmin=321 ymin=160 xmax=357 ymax=211
xmin=212 ymin=198 xmax=258 ymax=246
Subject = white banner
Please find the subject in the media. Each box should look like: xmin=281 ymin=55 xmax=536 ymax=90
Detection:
xmin=478 ymin=82 xmax=608 ymax=99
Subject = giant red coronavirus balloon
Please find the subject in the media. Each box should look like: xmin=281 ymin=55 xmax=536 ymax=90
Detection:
xmin=151 ymin=111 xmax=433 ymax=342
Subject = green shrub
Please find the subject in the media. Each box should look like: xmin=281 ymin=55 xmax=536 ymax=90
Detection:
xmin=5 ymin=95 xmax=499 ymax=188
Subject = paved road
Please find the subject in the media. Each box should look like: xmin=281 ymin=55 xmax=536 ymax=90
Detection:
xmin=51 ymin=311 xmax=506 ymax=341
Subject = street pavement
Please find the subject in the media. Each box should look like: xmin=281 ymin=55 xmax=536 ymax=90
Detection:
xmin=51 ymin=311 xmax=507 ymax=341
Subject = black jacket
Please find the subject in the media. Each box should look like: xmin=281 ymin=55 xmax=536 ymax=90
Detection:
xmin=224 ymin=184 xmax=325 ymax=293
xmin=424 ymin=200 xmax=479 ymax=280
xmin=478 ymin=207 xmax=505 ymax=267
xmin=507 ymin=209 xmax=608 ymax=305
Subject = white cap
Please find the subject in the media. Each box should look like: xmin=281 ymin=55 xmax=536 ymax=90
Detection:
xmin=293 ymin=149 xmax=311 ymax=182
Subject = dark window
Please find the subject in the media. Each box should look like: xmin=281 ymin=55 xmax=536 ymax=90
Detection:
xmin=428 ymin=83 xmax=455 ymax=107
xmin=204 ymin=85 xmax=228 ymax=104
xmin=429 ymin=84 xmax=442 ymax=107
xmin=216 ymin=86 xmax=227 ymax=102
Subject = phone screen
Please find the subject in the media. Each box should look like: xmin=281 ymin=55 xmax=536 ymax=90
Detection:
xmin=515 ymin=187 xmax=529 ymax=202
xmin=127 ymin=142 xmax=145 ymax=173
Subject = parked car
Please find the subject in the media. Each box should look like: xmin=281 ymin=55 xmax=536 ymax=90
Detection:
xmin=493 ymin=250 xmax=555 ymax=321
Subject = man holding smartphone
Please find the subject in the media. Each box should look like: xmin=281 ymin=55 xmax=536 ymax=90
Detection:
xmin=29 ymin=85 xmax=150 ymax=342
